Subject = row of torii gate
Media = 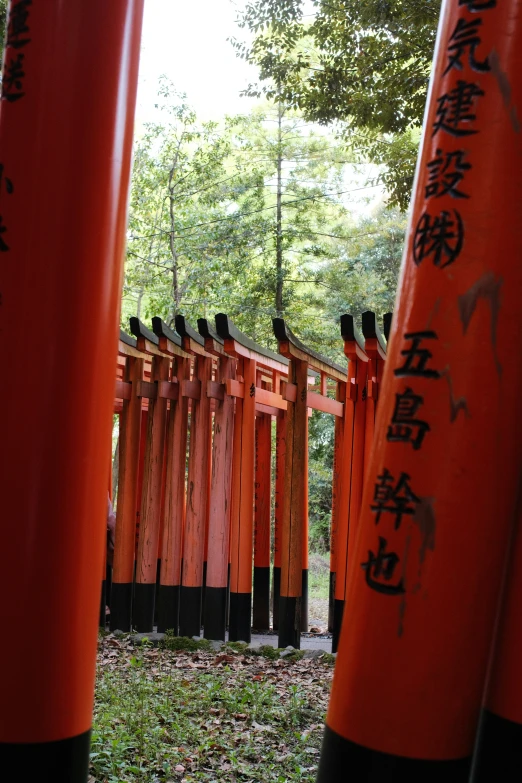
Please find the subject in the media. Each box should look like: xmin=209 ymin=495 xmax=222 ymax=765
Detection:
xmin=106 ymin=310 xmax=392 ymax=651
xmin=3 ymin=0 xmax=522 ymax=779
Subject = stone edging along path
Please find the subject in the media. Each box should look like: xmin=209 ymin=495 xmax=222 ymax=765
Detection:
xmin=104 ymin=630 xmax=336 ymax=663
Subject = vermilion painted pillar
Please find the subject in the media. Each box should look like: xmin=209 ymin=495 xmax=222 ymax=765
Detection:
xmin=328 ymin=380 xmax=345 ymax=632
xmin=134 ymin=408 xmax=148 ymax=562
xmin=152 ymin=317 xmax=191 ymax=634
xmin=471 ymin=501 xmax=522 ymax=780
xmin=272 ymin=410 xmax=286 ymax=630
xmin=157 ymin=353 xmax=189 ymax=633
xmin=361 ymin=311 xmax=387 ymax=481
xmin=0 ymin=0 xmax=145 ymax=778
xmin=202 ymin=402 xmax=214 ymax=619
xmin=177 ymin=317 xmax=212 ymax=638
xmin=332 ymin=316 xmax=367 ymax=653
xmin=228 ymin=355 xmax=256 ymax=641
xmin=203 ymin=341 xmax=236 ymax=640
xmin=99 ymin=463 xmax=112 ymax=629
xmin=111 ymin=346 xmax=144 ymax=632
xmin=301 ymin=418 xmax=309 ymax=632
xmin=131 ymin=320 xmax=170 ymax=632
xmin=253 ymin=412 xmax=272 ymax=630
xmin=318 ymin=1 xmax=522 ymax=779
xmin=278 ymin=356 xmax=308 ymax=649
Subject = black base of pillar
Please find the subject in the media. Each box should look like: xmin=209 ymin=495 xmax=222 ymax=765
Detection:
xmin=301 ymin=569 xmax=308 ymax=632
xmin=317 ymin=725 xmax=471 ymax=782
xmin=202 ymin=561 xmax=207 ymax=619
xmin=228 ymin=591 xmax=252 ymax=642
xmin=328 ymin=570 xmax=335 ymax=632
xmin=203 ymin=586 xmax=228 ymax=641
xmin=252 ymin=566 xmax=270 ymax=630
xmin=157 ymin=584 xmax=180 ymax=634
xmin=110 ymin=582 xmax=133 ymax=632
xmin=278 ymin=595 xmax=301 ymax=649
xmin=179 ymin=585 xmax=202 ymax=638
xmin=272 ymin=566 xmax=281 ymax=630
xmin=133 ymin=583 xmax=156 ymax=632
xmin=153 ymin=559 xmax=161 ymax=626
xmin=332 ymin=598 xmax=344 ymax=653
xmin=106 ymin=564 xmax=112 ymax=607
xmin=0 ymin=729 xmax=92 ymax=783
xmin=225 ymin=563 xmax=231 ymax=626
xmin=471 ymin=709 xmax=522 ymax=781
xmin=99 ymin=580 xmax=106 ymax=629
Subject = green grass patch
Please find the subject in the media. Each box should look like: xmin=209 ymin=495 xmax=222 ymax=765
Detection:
xmin=92 ymin=636 xmax=332 ymax=782
xmin=163 ymin=634 xmax=212 ymax=653
xmin=308 ymin=553 xmax=330 ymax=601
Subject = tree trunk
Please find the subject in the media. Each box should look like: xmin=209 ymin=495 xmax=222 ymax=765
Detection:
xmin=275 ymin=100 xmax=284 ymax=316
xmin=168 ymin=137 xmax=184 ymax=323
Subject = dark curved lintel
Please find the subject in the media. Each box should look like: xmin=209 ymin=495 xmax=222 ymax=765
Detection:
xmin=175 ymin=315 xmax=205 ymax=347
xmin=215 ymin=313 xmax=288 ymax=366
xmin=151 ymin=316 xmax=182 ymax=347
xmin=383 ymin=312 xmax=393 ymax=342
xmin=362 ymin=311 xmax=386 ymax=353
xmin=197 ymin=317 xmax=224 ymax=345
xmin=119 ymin=329 xmax=137 ymax=348
xmin=129 ymin=317 xmax=159 ymax=346
xmin=273 ymin=317 xmax=346 ymax=376
xmin=340 ymin=314 xmax=365 ymax=353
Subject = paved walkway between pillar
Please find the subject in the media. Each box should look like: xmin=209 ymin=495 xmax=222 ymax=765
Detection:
xmin=238 ymin=632 xmax=332 ymax=652
xmin=125 ymin=629 xmax=333 ymax=653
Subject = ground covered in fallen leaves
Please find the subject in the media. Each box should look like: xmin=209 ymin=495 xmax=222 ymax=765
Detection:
xmin=91 ymin=634 xmax=333 ymax=783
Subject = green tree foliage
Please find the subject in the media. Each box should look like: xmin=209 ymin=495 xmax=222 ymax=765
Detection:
xmin=308 ymin=410 xmax=334 ymax=552
xmin=231 ymin=0 xmax=441 ymax=208
xmin=124 ymin=82 xmax=379 ymax=354
xmin=304 ymin=207 xmax=405 ymax=544
xmin=321 ymin=205 xmax=406 ymax=333
xmin=125 ymin=80 xmax=252 ymax=327
xmin=0 ymin=0 xmax=8 ymax=65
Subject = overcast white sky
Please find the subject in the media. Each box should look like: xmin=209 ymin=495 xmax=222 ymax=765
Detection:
xmin=136 ymin=0 xmax=259 ymax=123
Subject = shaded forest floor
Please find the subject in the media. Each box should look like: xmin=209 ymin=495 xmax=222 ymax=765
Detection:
xmin=91 ymin=635 xmax=333 ymax=783
xmin=92 ymin=554 xmax=333 ymax=782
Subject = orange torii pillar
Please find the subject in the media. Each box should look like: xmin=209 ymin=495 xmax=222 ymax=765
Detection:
xmin=272 ymin=406 xmax=287 ymax=630
xmin=471 ymin=500 xmax=522 ymax=779
xmin=216 ymin=314 xmax=257 ymax=642
xmin=318 ymin=0 xmax=522 ymax=778
xmin=202 ymin=408 xmax=214 ymax=619
xmin=0 ymin=0 xmax=144 ymax=777
xmin=111 ymin=333 xmax=144 ymax=632
xmin=332 ymin=315 xmax=368 ymax=653
xmin=329 ymin=379 xmax=346 ymax=633
xmin=130 ymin=319 xmax=170 ymax=632
xmin=152 ymin=318 xmax=191 ymax=634
xmin=361 ymin=311 xmax=388 ymax=479
xmin=381 ymin=313 xmax=392 ymax=376
xmin=177 ymin=316 xmax=212 ymax=638
xmin=200 ymin=319 xmax=237 ymax=640
xmin=301 ymin=416 xmax=310 ymax=632
xmin=99 ymin=466 xmax=112 ymax=629
xmin=134 ymin=409 xmax=149 ymax=569
xmin=273 ymin=319 xmax=309 ymax=649
xmin=253 ymin=409 xmax=272 ymax=630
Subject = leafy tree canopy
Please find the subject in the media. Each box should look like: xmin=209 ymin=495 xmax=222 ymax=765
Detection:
xmin=124 ymin=82 xmax=401 ymax=357
xmin=231 ymin=0 xmax=441 ymax=209
xmin=0 ymin=0 xmax=7 ymax=64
